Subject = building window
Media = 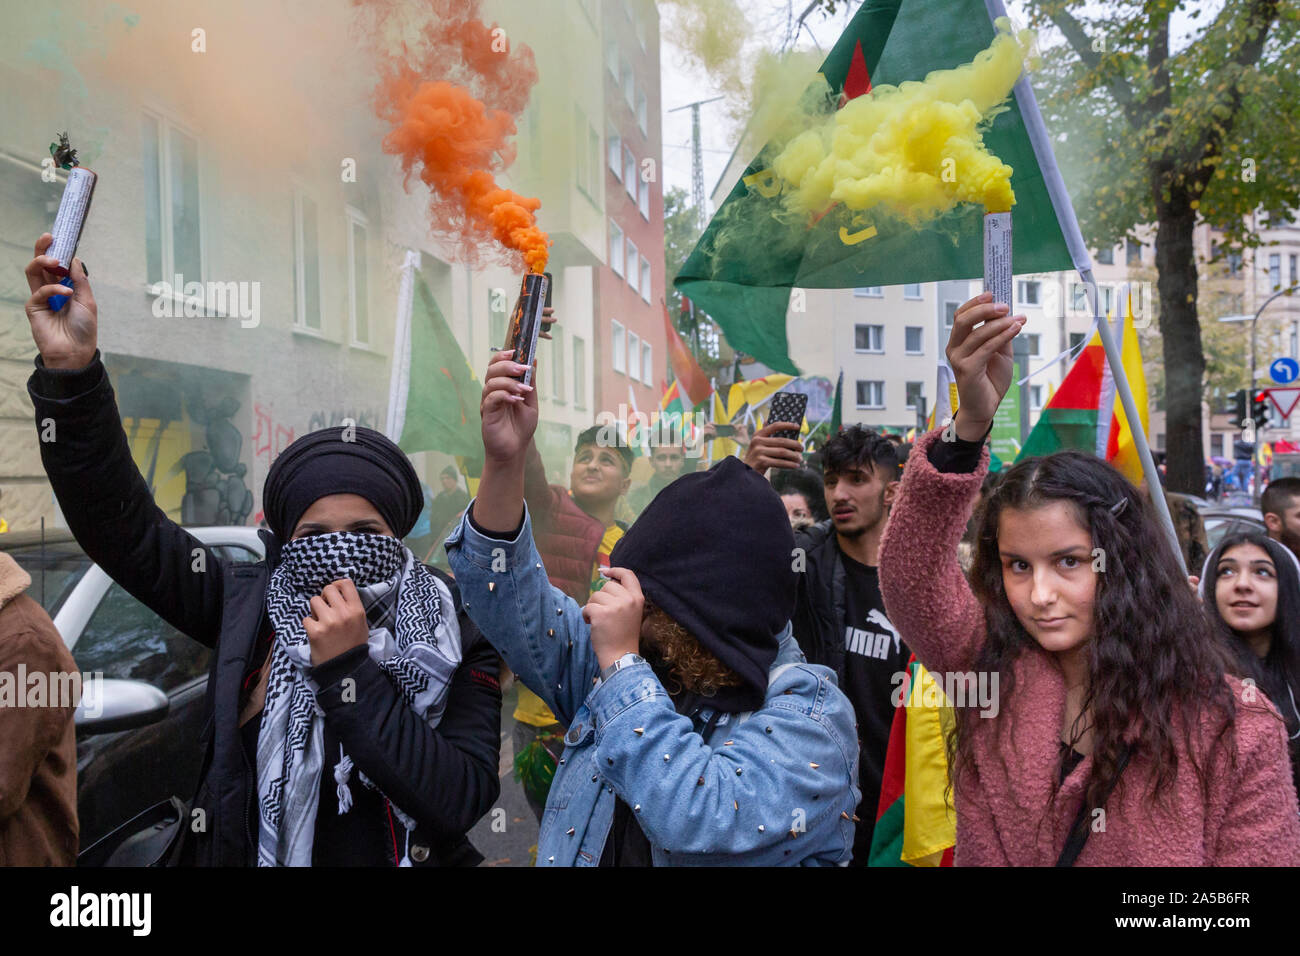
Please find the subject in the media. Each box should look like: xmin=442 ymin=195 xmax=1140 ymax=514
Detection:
xmin=1030 ymin=385 xmax=1044 ymax=411
xmin=573 ymin=335 xmax=587 ymax=408
xmin=640 ymin=257 xmax=652 ymax=304
xmin=589 ymin=126 xmax=601 ymax=198
xmin=642 ymin=342 xmax=652 ymax=385
xmin=903 ymin=283 xmax=922 ymax=299
xmin=1069 ymin=332 xmax=1086 ymax=359
xmin=610 ymin=221 xmax=624 ymax=276
xmin=628 ymin=331 xmax=640 ymax=380
xmin=1096 ymin=245 xmax=1114 ymax=265
xmin=1270 ymin=253 xmax=1282 ymax=291
xmin=1100 ymin=285 xmax=1115 ymax=316
xmin=854 ymin=324 xmax=884 ymax=353
xmin=607 ymin=40 xmax=619 ymax=79
xmin=551 ymin=325 xmax=565 ymax=403
xmin=1227 ymin=251 xmax=1242 ymax=277
xmin=623 ymin=61 xmax=635 ymax=110
xmin=624 ymin=148 xmax=637 ymax=199
xmin=1127 ymin=239 xmax=1142 ymax=266
xmin=904 ymin=326 xmax=923 ymax=354
xmin=639 ymin=176 xmax=650 ymax=219
xmin=292 ymin=191 xmax=321 ymax=330
xmin=144 ymin=112 xmax=203 ymax=291
xmin=346 ymin=208 xmax=369 ymax=345
xmin=944 ymin=300 xmax=959 ymax=328
xmin=1025 ymin=333 xmax=1040 ymax=357
xmin=608 ymin=128 xmax=622 ymax=180
xmin=856 ymin=381 xmax=885 ymax=409
xmin=1290 ymin=254 xmax=1298 ymax=287
xmin=854 ymin=286 xmax=883 ymax=297
xmin=637 ymin=91 xmax=648 ymax=135
xmin=612 ymin=320 xmax=626 ymax=373
xmin=626 ymin=239 xmax=639 ymax=293
xmin=905 ymin=381 xmax=923 ymax=411
xmin=1017 ymin=280 xmax=1041 ymax=306
xmin=635 ymin=12 xmax=647 ymax=49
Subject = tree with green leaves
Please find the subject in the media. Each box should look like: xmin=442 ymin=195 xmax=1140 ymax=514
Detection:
xmin=664 ymin=185 xmax=730 ymax=379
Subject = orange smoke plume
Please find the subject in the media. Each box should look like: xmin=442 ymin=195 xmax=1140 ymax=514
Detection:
xmin=359 ymin=0 xmax=550 ymax=272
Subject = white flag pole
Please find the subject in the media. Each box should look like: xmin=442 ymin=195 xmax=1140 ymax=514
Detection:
xmin=385 ymin=249 xmax=420 ymax=442
xmin=983 ymin=0 xmax=1182 ymax=570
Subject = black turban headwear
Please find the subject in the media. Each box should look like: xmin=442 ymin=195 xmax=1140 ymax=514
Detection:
xmin=261 ymin=426 xmax=423 ymax=545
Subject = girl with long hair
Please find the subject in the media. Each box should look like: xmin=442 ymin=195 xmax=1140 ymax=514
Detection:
xmin=878 ymin=291 xmax=1300 ymax=865
xmin=1200 ymin=529 xmax=1300 ymax=797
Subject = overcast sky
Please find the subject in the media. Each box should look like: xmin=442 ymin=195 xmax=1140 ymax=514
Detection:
xmin=659 ymin=0 xmax=1223 ymax=208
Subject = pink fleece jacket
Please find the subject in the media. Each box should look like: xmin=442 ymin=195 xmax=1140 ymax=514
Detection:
xmin=878 ymin=428 xmax=1300 ymax=866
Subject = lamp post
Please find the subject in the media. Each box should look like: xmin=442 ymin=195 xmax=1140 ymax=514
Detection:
xmin=1219 ymin=282 xmax=1300 ymax=502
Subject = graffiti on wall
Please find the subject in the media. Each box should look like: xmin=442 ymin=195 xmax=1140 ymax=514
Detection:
xmin=171 ymin=393 xmax=254 ymax=526
xmin=254 ymin=403 xmax=296 ymax=472
xmin=307 ymin=408 xmax=381 ymax=433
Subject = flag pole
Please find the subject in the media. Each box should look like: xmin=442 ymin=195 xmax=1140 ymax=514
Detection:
xmin=385 ymin=249 xmax=420 ymax=442
xmin=984 ymin=0 xmax=1183 ymax=570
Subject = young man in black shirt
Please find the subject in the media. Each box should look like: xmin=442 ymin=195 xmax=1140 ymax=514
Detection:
xmin=747 ymin=423 xmax=906 ymax=864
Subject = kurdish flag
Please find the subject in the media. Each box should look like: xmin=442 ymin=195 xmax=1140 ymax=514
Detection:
xmin=869 ymin=656 xmax=956 ymax=867
xmin=674 ymin=0 xmax=1074 ymax=375
xmin=663 ymin=302 xmax=713 ymax=408
xmin=387 ymin=258 xmax=483 ymax=458
xmin=1016 ymin=297 xmax=1149 ymax=485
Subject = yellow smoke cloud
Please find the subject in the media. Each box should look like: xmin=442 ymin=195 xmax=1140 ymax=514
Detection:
xmin=771 ymin=21 xmax=1033 ymax=222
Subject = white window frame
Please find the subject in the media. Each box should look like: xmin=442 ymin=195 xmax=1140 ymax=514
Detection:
xmin=623 ymin=60 xmax=635 ymax=110
xmin=551 ymin=324 xmax=566 ymax=404
xmin=1017 ymin=280 xmax=1041 ymax=306
xmin=574 ymin=105 xmax=590 ymax=198
xmin=607 ymin=40 xmax=619 ymax=80
xmin=292 ymin=189 xmax=324 ymax=332
xmin=639 ymin=175 xmax=651 ymax=219
xmin=905 ymin=381 xmax=924 ymax=411
xmin=903 ymin=283 xmax=923 ymax=299
xmin=573 ymin=335 xmax=587 ymax=408
xmin=640 ymin=256 xmax=652 ymax=304
xmin=856 ymin=380 xmax=885 ymax=410
xmin=854 ymin=286 xmax=883 ymax=297
xmin=143 ymin=108 xmax=207 ymax=296
xmin=610 ymin=220 xmax=624 ymax=277
xmin=612 ymin=320 xmax=626 ymax=374
xmin=637 ymin=91 xmax=648 ymax=135
xmin=904 ymin=326 xmax=924 ymax=355
xmin=642 ymin=342 xmax=653 ymax=385
xmin=943 ymin=300 xmax=959 ymax=329
xmin=624 ymin=147 xmax=637 ymax=199
xmin=608 ymin=127 xmax=622 ymax=180
xmin=854 ymin=324 xmax=884 ymax=353
xmin=345 ymin=206 xmax=370 ymax=346
xmin=626 ymin=239 xmax=639 ymax=293
xmin=1025 ymin=333 xmax=1041 ymax=357
xmin=1030 ymin=384 xmax=1044 ymax=412
xmin=628 ymin=331 xmax=640 ymax=380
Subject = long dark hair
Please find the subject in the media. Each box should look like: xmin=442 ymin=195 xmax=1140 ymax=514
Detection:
xmin=955 ymin=450 xmax=1236 ymax=823
xmin=1201 ymin=530 xmax=1300 ymax=757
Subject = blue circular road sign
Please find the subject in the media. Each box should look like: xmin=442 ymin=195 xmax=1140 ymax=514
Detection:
xmin=1270 ymin=357 xmax=1300 ymax=384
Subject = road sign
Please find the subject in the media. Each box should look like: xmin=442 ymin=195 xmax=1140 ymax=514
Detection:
xmin=1266 ymin=387 xmax=1300 ymax=421
xmin=1270 ymin=357 xmax=1300 ymax=384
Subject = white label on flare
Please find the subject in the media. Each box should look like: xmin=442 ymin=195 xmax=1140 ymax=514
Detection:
xmin=49 ymin=167 xmax=97 ymax=271
xmin=983 ymin=212 xmax=1012 ymax=311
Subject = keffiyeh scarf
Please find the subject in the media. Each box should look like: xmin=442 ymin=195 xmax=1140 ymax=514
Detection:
xmin=256 ymin=531 xmax=461 ymax=866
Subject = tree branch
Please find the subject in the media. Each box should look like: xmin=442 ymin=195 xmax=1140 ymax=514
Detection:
xmin=1045 ymin=3 xmax=1143 ymax=130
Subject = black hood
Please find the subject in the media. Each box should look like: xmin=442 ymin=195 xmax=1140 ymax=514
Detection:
xmin=611 ymin=456 xmax=796 ymax=710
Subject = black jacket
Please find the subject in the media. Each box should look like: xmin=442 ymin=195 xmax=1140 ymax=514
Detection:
xmin=27 ymin=352 xmax=501 ymax=866
xmin=790 ymin=520 xmax=848 ymax=680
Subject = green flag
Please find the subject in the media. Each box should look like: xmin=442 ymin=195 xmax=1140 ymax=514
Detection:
xmin=397 ymin=274 xmax=482 ymax=458
xmin=831 ymin=369 xmax=843 ymax=434
xmin=674 ymin=0 xmax=1074 ymax=374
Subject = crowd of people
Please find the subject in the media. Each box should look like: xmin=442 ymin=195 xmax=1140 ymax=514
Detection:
xmin=5 ymin=234 xmax=1300 ymax=866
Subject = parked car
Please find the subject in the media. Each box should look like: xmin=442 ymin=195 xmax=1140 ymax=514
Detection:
xmin=3 ymin=526 xmax=264 ymax=854
xmin=1198 ymin=507 xmax=1267 ymax=555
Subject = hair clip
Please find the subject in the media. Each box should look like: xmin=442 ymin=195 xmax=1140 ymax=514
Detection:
xmin=1109 ymin=497 xmax=1129 ymax=517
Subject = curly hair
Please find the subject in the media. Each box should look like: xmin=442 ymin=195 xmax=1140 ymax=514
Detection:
xmin=956 ymin=450 xmax=1238 ymax=831
xmin=640 ymin=598 xmax=744 ymax=698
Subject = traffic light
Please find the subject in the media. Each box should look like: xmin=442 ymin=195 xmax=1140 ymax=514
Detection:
xmin=1229 ymin=388 xmax=1248 ymax=428
xmin=1252 ymin=392 xmax=1273 ymax=430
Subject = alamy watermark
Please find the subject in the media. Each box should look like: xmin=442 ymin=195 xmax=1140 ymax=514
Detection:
xmin=592 ymin=406 xmax=711 ymax=458
xmin=891 ymin=667 xmax=999 ymax=718
xmin=0 ymin=667 xmax=105 ymax=717
xmin=150 ymin=274 xmax=260 ymax=328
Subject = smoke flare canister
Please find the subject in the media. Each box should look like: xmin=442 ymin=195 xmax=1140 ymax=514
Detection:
xmin=983 ymin=212 xmax=1012 ymax=312
xmin=47 ymin=166 xmax=97 ymax=312
xmin=504 ymin=272 xmax=549 ymax=387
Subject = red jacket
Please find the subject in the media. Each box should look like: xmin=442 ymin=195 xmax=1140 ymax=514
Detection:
xmin=878 ymin=428 xmax=1300 ymax=866
xmin=524 ymin=443 xmax=605 ymax=603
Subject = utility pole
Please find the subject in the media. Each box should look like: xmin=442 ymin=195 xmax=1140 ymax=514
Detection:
xmin=668 ymin=95 xmax=724 ymax=229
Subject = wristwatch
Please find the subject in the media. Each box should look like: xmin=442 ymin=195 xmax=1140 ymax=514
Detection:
xmin=598 ymin=653 xmax=645 ymax=685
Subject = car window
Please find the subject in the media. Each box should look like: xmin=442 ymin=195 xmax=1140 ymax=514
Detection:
xmin=73 ymin=583 xmax=210 ymax=694
xmin=4 ymin=545 xmax=93 ymax=618
xmin=210 ymin=544 xmax=260 ymax=564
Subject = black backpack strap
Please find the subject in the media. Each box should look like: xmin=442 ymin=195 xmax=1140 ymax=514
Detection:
xmin=1056 ymin=744 xmax=1132 ymax=867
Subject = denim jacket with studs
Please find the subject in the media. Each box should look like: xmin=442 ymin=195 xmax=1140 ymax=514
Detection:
xmin=445 ymin=502 xmax=861 ymax=866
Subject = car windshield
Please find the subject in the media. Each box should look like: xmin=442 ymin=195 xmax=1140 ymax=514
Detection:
xmin=5 ymin=543 xmax=93 ymax=618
